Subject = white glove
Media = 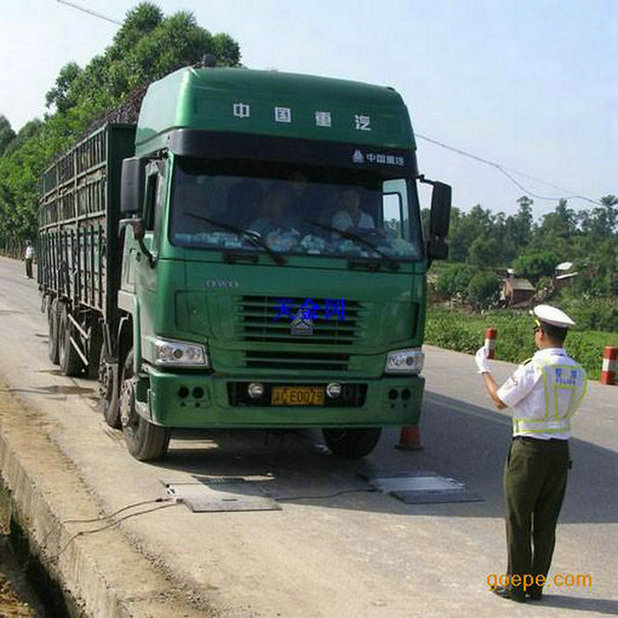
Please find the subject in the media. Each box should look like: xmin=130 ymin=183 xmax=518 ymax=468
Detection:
xmin=475 ymin=346 xmax=491 ymax=374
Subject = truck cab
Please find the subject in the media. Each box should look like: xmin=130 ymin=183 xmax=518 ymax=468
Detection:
xmin=40 ymin=66 xmax=450 ymax=461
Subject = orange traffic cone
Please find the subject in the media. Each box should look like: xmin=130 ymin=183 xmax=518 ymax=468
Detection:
xmin=396 ymin=425 xmax=424 ymax=451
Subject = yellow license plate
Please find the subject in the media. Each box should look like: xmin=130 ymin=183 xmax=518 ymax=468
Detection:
xmin=271 ymin=386 xmax=325 ymax=406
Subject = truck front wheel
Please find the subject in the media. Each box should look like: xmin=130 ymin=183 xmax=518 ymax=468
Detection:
xmin=98 ymin=346 xmax=121 ymax=428
xmin=119 ymin=350 xmax=170 ymax=461
xmin=322 ymin=428 xmax=382 ymax=459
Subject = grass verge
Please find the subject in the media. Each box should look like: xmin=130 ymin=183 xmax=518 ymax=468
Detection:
xmin=425 ymin=305 xmax=618 ymax=381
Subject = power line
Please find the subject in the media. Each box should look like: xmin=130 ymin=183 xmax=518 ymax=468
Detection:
xmin=415 ymin=132 xmax=602 ymax=206
xmin=56 ymin=0 xmax=122 ymax=26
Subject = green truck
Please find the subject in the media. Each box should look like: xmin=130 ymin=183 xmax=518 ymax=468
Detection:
xmin=38 ymin=66 xmax=451 ymax=461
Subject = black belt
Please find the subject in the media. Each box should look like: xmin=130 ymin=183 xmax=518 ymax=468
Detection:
xmin=513 ymin=436 xmax=568 ymax=444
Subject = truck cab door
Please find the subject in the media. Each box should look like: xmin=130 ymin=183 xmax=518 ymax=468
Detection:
xmin=133 ymin=160 xmax=166 ymax=339
xmin=121 ymin=160 xmax=166 ymax=282
xmin=119 ymin=160 xmax=167 ymax=353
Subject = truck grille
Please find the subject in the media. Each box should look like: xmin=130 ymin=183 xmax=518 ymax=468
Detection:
xmin=244 ymin=350 xmax=350 ymax=371
xmin=238 ymin=295 xmax=364 ymax=346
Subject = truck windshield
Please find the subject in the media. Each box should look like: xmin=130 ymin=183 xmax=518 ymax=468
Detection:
xmin=169 ymin=157 xmax=423 ymax=261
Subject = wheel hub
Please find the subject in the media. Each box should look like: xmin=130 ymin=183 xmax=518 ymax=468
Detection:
xmin=98 ymin=358 xmax=113 ymax=400
xmin=119 ymin=378 xmax=138 ymax=429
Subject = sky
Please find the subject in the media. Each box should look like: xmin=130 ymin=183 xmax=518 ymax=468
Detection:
xmin=1 ymin=0 xmax=616 ymax=218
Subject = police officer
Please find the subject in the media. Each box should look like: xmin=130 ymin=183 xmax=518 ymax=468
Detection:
xmin=475 ymin=305 xmax=587 ymax=603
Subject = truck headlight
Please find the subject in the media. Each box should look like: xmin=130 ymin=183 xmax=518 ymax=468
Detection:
xmin=153 ymin=337 xmax=208 ymax=368
xmin=385 ymin=348 xmax=424 ymax=374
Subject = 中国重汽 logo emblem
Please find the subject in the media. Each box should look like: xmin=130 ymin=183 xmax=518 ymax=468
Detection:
xmin=353 ymin=150 xmax=365 ymax=164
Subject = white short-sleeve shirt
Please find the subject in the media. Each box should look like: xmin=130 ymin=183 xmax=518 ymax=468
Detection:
xmin=497 ymin=347 xmax=580 ymax=440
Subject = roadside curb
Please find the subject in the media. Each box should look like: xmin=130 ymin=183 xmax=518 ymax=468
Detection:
xmin=0 ymin=387 xmax=209 ymax=618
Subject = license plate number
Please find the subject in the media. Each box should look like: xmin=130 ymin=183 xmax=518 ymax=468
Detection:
xmin=271 ymin=386 xmax=325 ymax=406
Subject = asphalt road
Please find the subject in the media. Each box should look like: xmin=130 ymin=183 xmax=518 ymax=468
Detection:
xmin=0 ymin=256 xmax=616 ymax=617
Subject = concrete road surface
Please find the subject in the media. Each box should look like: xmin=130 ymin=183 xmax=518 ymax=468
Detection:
xmin=0 ymin=256 xmax=616 ymax=617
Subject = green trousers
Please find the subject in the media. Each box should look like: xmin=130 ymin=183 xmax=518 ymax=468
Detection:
xmin=504 ymin=436 xmax=569 ymax=595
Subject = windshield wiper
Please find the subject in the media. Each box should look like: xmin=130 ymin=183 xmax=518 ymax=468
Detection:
xmin=185 ymin=213 xmax=286 ymax=265
xmin=306 ymin=220 xmax=400 ymax=271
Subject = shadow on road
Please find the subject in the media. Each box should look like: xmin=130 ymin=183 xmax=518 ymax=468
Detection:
xmin=3 ymin=383 xmax=96 ymax=398
xmin=144 ymin=390 xmax=618 ymax=523
xmin=536 ymin=594 xmax=618 ymax=615
xmin=421 ymin=391 xmax=618 ymax=524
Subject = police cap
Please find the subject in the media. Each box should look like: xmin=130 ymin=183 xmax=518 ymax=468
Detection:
xmin=531 ymin=304 xmax=575 ymax=328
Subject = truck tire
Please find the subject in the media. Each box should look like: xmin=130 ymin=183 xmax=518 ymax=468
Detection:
xmin=48 ymin=298 xmax=60 ymax=365
xmin=98 ymin=346 xmax=121 ymax=428
xmin=322 ymin=427 xmax=382 ymax=459
xmin=58 ymin=305 xmax=84 ymax=377
xmin=120 ymin=350 xmax=171 ymax=461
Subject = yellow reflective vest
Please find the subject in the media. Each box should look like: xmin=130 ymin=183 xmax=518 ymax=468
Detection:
xmin=512 ymin=355 xmax=587 ymax=437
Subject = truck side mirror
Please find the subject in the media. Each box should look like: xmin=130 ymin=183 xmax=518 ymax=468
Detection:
xmin=429 ymin=182 xmax=452 ymax=238
xmin=120 ymin=157 xmax=145 ymax=215
xmin=427 ymin=182 xmax=452 ymax=262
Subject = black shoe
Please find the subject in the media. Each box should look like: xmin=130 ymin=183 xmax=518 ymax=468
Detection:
xmin=526 ymin=583 xmax=543 ymax=600
xmin=492 ymin=585 xmax=526 ymax=603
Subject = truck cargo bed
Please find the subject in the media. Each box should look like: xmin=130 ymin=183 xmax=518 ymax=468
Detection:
xmin=38 ymin=124 xmax=135 ymax=320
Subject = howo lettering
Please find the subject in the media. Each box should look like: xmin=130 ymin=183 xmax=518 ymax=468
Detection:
xmin=37 ymin=66 xmax=451 ymax=461
xmin=205 ymin=279 xmax=239 ymax=288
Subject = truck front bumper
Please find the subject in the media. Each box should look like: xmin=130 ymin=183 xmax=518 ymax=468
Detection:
xmin=139 ymin=369 xmax=425 ymax=429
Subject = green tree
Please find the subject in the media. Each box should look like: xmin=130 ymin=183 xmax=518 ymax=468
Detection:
xmin=512 ymin=250 xmax=559 ymax=284
xmin=448 ymin=205 xmax=496 ymax=263
xmin=572 ymin=195 xmax=618 ymax=296
xmin=45 ymin=62 xmax=82 ymax=114
xmin=501 ymin=196 xmax=533 ymax=262
xmin=0 ymin=115 xmax=16 ymax=156
xmin=212 ymin=33 xmax=242 ymax=66
xmin=578 ymin=194 xmax=617 ymax=240
xmin=436 ymin=263 xmax=475 ymax=298
xmin=63 ymin=3 xmax=240 ymax=111
xmin=112 ymin=2 xmax=164 ymax=56
xmin=466 ymin=271 xmax=501 ymax=309
xmin=0 ymin=2 xmax=241 ymax=250
xmin=467 ymin=235 xmax=502 ymax=267
xmin=528 ymin=199 xmax=578 ymax=259
xmin=514 ymin=196 xmax=534 ymax=242
xmin=572 ymin=241 xmax=617 ymax=297
xmin=2 ymin=118 xmax=43 ymax=157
